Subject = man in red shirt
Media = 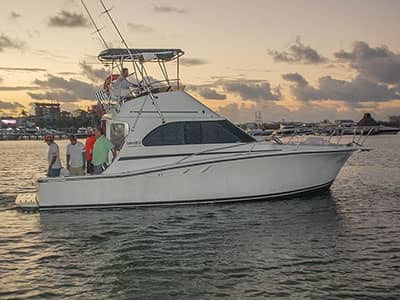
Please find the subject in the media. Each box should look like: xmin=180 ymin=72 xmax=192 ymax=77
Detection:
xmin=84 ymin=128 xmax=96 ymax=174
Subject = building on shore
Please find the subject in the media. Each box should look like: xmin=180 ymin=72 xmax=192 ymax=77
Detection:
xmin=33 ymin=102 xmax=60 ymax=121
xmin=357 ymin=113 xmax=378 ymax=126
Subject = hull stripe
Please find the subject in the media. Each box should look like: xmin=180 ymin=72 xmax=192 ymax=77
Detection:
xmin=118 ymin=149 xmax=281 ymax=160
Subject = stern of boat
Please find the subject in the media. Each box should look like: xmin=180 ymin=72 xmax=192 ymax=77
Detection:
xmin=15 ymin=193 xmax=39 ymax=211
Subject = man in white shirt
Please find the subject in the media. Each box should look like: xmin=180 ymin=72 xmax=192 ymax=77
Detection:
xmin=45 ymin=134 xmax=62 ymax=177
xmin=66 ymin=135 xmax=85 ymax=176
xmin=109 ymin=68 xmax=137 ymax=100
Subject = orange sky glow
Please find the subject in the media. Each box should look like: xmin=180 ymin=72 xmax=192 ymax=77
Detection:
xmin=0 ymin=0 xmax=399 ymax=123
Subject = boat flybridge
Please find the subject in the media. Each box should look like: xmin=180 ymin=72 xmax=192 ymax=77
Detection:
xmin=16 ymin=48 xmax=361 ymax=211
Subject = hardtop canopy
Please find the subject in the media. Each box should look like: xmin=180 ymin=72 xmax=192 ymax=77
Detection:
xmin=98 ymin=48 xmax=184 ymax=63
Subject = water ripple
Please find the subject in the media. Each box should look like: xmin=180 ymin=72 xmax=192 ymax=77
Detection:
xmin=0 ymin=137 xmax=400 ymax=299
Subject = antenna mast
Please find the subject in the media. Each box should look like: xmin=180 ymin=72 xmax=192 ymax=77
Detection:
xmin=98 ymin=0 xmax=154 ymax=85
xmin=80 ymin=0 xmax=109 ymax=49
xmin=98 ymin=0 xmax=129 ymax=51
xmin=98 ymin=0 xmax=165 ymax=123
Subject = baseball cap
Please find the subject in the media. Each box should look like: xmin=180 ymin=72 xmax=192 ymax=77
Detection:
xmin=44 ymin=134 xmax=54 ymax=142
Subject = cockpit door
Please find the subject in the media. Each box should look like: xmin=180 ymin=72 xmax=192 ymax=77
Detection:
xmin=107 ymin=121 xmax=129 ymax=151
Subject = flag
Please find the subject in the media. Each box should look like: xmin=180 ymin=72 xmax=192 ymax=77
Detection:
xmin=95 ymin=89 xmax=108 ymax=101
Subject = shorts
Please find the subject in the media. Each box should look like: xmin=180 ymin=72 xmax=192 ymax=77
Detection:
xmin=48 ymin=168 xmax=61 ymax=177
xmin=93 ymin=163 xmax=108 ymax=175
xmin=69 ymin=166 xmax=85 ymax=176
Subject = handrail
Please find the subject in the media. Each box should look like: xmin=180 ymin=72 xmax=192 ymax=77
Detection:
xmin=336 ymin=128 xmax=344 ymax=145
xmin=115 ymin=79 xmax=181 ymax=102
xmin=360 ymin=128 xmax=374 ymax=145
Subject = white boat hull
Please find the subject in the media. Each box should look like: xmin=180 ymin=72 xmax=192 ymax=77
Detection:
xmin=17 ymin=149 xmax=353 ymax=210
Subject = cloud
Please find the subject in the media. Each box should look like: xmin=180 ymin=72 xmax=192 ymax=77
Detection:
xmin=268 ymin=37 xmax=327 ymax=64
xmin=80 ymin=61 xmax=108 ymax=83
xmin=0 ymin=67 xmax=47 ymax=72
xmin=282 ymin=72 xmax=308 ymax=86
xmin=9 ymin=11 xmax=21 ymax=20
xmin=235 ymin=68 xmax=271 ymax=73
xmin=48 ymin=11 xmax=88 ymax=27
xmin=58 ymin=72 xmax=80 ymax=75
xmin=317 ymin=76 xmax=398 ymax=102
xmin=26 ymin=29 xmax=40 ymax=39
xmin=188 ymin=86 xmax=226 ymax=100
xmin=180 ymin=58 xmax=207 ymax=66
xmin=153 ymin=5 xmax=186 ymax=14
xmin=34 ymin=49 xmax=70 ymax=60
xmin=27 ymin=74 xmax=98 ymax=102
xmin=0 ymin=86 xmax=41 ymax=91
xmin=199 ymin=88 xmax=226 ymax=100
xmin=0 ymin=34 xmax=24 ymax=52
xmin=223 ymin=80 xmax=281 ymax=101
xmin=0 ymin=100 xmax=24 ymax=110
xmin=283 ymin=72 xmax=399 ymax=102
xmin=127 ymin=22 xmax=153 ymax=33
xmin=334 ymin=41 xmax=400 ymax=84
xmin=189 ymin=79 xmax=281 ymax=102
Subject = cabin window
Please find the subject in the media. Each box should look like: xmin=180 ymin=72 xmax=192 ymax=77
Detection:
xmin=142 ymin=120 xmax=254 ymax=146
xmin=184 ymin=122 xmax=201 ymax=144
xmin=110 ymin=123 xmax=127 ymax=150
xmin=142 ymin=122 xmax=184 ymax=146
xmin=200 ymin=121 xmax=239 ymax=143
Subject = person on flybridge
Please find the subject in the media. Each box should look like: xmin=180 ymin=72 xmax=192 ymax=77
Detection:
xmin=109 ymin=68 xmax=138 ymax=100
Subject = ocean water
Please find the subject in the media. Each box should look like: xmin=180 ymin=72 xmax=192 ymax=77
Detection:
xmin=0 ymin=136 xmax=399 ymax=299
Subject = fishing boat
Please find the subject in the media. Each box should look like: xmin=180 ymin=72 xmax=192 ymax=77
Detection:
xmin=16 ymin=47 xmax=364 ymax=210
xmin=15 ymin=1 xmax=364 ymax=211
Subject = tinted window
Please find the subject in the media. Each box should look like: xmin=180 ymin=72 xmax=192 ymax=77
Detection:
xmin=219 ymin=120 xmax=255 ymax=143
xmin=142 ymin=120 xmax=255 ymax=146
xmin=201 ymin=121 xmax=239 ymax=143
xmin=142 ymin=122 xmax=184 ymax=146
xmin=184 ymin=122 xmax=201 ymax=144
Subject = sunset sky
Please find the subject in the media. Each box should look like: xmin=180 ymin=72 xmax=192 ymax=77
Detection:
xmin=1 ymin=0 xmax=400 ymax=122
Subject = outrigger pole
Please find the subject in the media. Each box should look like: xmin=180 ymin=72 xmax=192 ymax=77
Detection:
xmin=98 ymin=0 xmax=166 ymax=123
xmin=80 ymin=0 xmax=109 ymax=49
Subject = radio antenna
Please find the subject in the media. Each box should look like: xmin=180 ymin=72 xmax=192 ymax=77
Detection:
xmin=81 ymin=0 xmax=109 ymax=49
xmin=99 ymin=0 xmax=144 ymax=78
xmin=99 ymin=0 xmax=130 ymax=51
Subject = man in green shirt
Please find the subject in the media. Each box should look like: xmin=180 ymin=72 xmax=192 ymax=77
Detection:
xmin=92 ymin=127 xmax=116 ymax=174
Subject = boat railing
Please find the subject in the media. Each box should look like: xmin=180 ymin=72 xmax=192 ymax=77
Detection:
xmin=350 ymin=127 xmax=374 ymax=146
xmin=133 ymin=79 xmax=181 ymax=96
xmin=97 ymin=78 xmax=184 ymax=113
xmin=277 ymin=126 xmax=374 ymax=150
xmin=116 ymin=78 xmax=182 ymax=101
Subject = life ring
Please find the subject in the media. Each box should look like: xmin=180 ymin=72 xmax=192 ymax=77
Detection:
xmin=103 ymin=74 xmax=119 ymax=94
